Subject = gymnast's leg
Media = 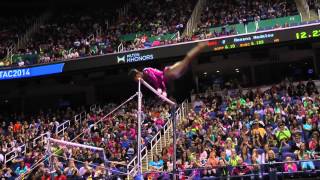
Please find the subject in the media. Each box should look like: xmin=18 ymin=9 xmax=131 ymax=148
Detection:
xmin=164 ymin=42 xmax=207 ymax=80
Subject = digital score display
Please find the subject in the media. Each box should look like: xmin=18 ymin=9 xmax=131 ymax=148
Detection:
xmin=207 ymin=23 xmax=320 ymax=52
xmin=296 ymin=29 xmax=320 ymax=39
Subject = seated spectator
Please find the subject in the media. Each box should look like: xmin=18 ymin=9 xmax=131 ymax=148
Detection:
xmin=231 ymin=157 xmax=251 ymax=176
xmin=193 ymin=95 xmax=204 ymax=110
xmin=63 ymin=159 xmax=79 ymax=177
xmin=54 ymin=170 xmax=67 ymax=180
xmin=41 ymin=169 xmax=51 ymax=180
xmin=15 ymin=161 xmax=28 ymax=176
xmin=252 ymin=121 xmax=266 ymax=148
xmin=199 ymin=146 xmax=208 ymax=166
xmin=266 ymin=150 xmax=282 ymax=175
xmin=0 ymin=164 xmax=13 ymax=179
xmin=205 ymin=150 xmax=219 ymax=175
xmin=23 ymin=152 xmax=35 ymax=168
xmin=79 ymin=161 xmax=93 ymax=178
xmin=290 ymin=132 xmax=304 ymax=152
xmin=295 ymin=143 xmax=309 ymax=160
xmin=149 ymin=155 xmax=164 ymax=171
xmin=275 ymin=122 xmax=291 ymax=143
xmin=161 ymin=148 xmax=170 ymax=164
xmin=303 ymin=118 xmax=313 ymax=141
xmin=284 ymin=156 xmax=297 ymax=173
xmin=93 ymin=163 xmax=106 ymax=178
xmin=240 ymin=146 xmax=252 ymax=164
xmin=300 ymin=153 xmax=315 ymax=170
xmin=229 ymin=149 xmax=240 ymax=166
xmin=309 ymin=131 xmax=319 ymax=154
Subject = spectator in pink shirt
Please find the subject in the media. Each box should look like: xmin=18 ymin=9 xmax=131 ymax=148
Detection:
xmin=155 ymin=118 xmax=165 ymax=128
xmin=284 ymin=156 xmax=298 ymax=173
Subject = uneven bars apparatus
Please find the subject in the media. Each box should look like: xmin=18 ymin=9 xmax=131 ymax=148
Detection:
xmin=18 ymin=94 xmax=139 ymax=180
xmin=136 ymin=78 xmax=176 ymax=179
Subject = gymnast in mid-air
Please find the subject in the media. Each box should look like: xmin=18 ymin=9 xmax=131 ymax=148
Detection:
xmin=129 ymin=42 xmax=208 ymax=97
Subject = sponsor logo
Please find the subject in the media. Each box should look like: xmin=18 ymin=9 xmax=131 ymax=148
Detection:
xmin=116 ymin=53 xmax=154 ymax=64
xmin=117 ymin=56 xmax=126 ymax=63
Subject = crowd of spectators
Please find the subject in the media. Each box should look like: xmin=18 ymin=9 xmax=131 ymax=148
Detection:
xmin=146 ymin=79 xmax=320 ymax=179
xmin=0 ymin=14 xmax=39 ymax=61
xmin=18 ymin=8 xmax=119 ymax=66
xmin=192 ymin=26 xmax=237 ymax=41
xmin=198 ymin=0 xmax=298 ymax=30
xmin=117 ymin=0 xmax=196 ymax=36
xmin=5 ymin=0 xmax=198 ymax=67
xmin=0 ymin=106 xmax=82 ymax=179
xmin=308 ymin=0 xmax=320 ymax=11
xmin=0 ymin=0 xmax=303 ymax=68
xmin=0 ymin=97 xmax=172 ymax=179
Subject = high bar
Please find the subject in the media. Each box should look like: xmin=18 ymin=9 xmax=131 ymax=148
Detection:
xmin=139 ymin=79 xmax=176 ymax=106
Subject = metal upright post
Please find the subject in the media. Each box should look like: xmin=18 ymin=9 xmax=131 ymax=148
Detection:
xmin=102 ymin=150 xmax=108 ymax=176
xmin=46 ymin=132 xmax=53 ymax=180
xmin=137 ymin=79 xmax=143 ymax=178
xmin=171 ymin=105 xmax=177 ymax=180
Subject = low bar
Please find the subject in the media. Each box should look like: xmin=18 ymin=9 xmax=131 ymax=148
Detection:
xmin=48 ymin=138 xmax=104 ymax=151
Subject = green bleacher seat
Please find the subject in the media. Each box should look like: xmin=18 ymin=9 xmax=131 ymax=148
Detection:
xmin=12 ymin=54 xmax=39 ymax=64
xmin=120 ymin=32 xmax=175 ymax=43
xmin=120 ymin=31 xmax=176 ymax=43
xmin=208 ymin=15 xmax=302 ymax=35
xmin=120 ymin=32 xmax=152 ymax=42
xmin=258 ymin=15 xmax=302 ymax=30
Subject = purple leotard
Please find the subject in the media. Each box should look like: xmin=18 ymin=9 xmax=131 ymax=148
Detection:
xmin=143 ymin=67 xmax=168 ymax=92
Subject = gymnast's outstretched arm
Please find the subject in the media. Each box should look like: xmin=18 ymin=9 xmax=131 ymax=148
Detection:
xmin=164 ymin=41 xmax=208 ymax=80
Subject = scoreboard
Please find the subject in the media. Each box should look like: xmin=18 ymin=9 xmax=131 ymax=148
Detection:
xmin=207 ymin=23 xmax=320 ymax=52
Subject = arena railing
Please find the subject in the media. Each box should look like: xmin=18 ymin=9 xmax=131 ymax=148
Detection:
xmin=126 ymin=114 xmax=173 ymax=179
xmin=89 ymin=104 xmax=103 ymax=114
xmin=140 ymin=158 xmax=320 ymax=179
xmin=2 ymin=108 xmax=92 ymax=166
xmin=32 ymin=133 xmax=49 ymax=148
xmin=173 ymin=159 xmax=320 ymax=179
xmin=145 ymin=112 xmax=173 ymax=169
xmin=89 ymin=104 xmax=97 ymax=112
xmin=184 ymin=0 xmax=206 ymax=36
xmin=55 ymin=120 xmax=71 ymax=137
xmin=126 ymin=99 xmax=188 ymax=179
xmin=4 ymin=144 xmax=26 ymax=164
xmin=74 ymin=111 xmax=87 ymax=125
xmin=303 ymin=0 xmax=311 ymax=19
xmin=118 ymin=42 xmax=124 ymax=52
xmin=13 ymin=106 xmax=105 ymax=180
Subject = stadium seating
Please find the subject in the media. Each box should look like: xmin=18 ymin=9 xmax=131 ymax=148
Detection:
xmin=196 ymin=0 xmax=299 ymax=36
xmin=0 ymin=98 xmax=172 ymax=179
xmin=144 ymin=79 xmax=320 ymax=179
xmin=0 ymin=0 xmax=307 ymax=68
xmin=0 ymin=14 xmax=39 ymax=62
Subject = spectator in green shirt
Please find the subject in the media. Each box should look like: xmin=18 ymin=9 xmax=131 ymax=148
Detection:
xmin=229 ymin=149 xmax=240 ymax=167
xmin=275 ymin=122 xmax=291 ymax=142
